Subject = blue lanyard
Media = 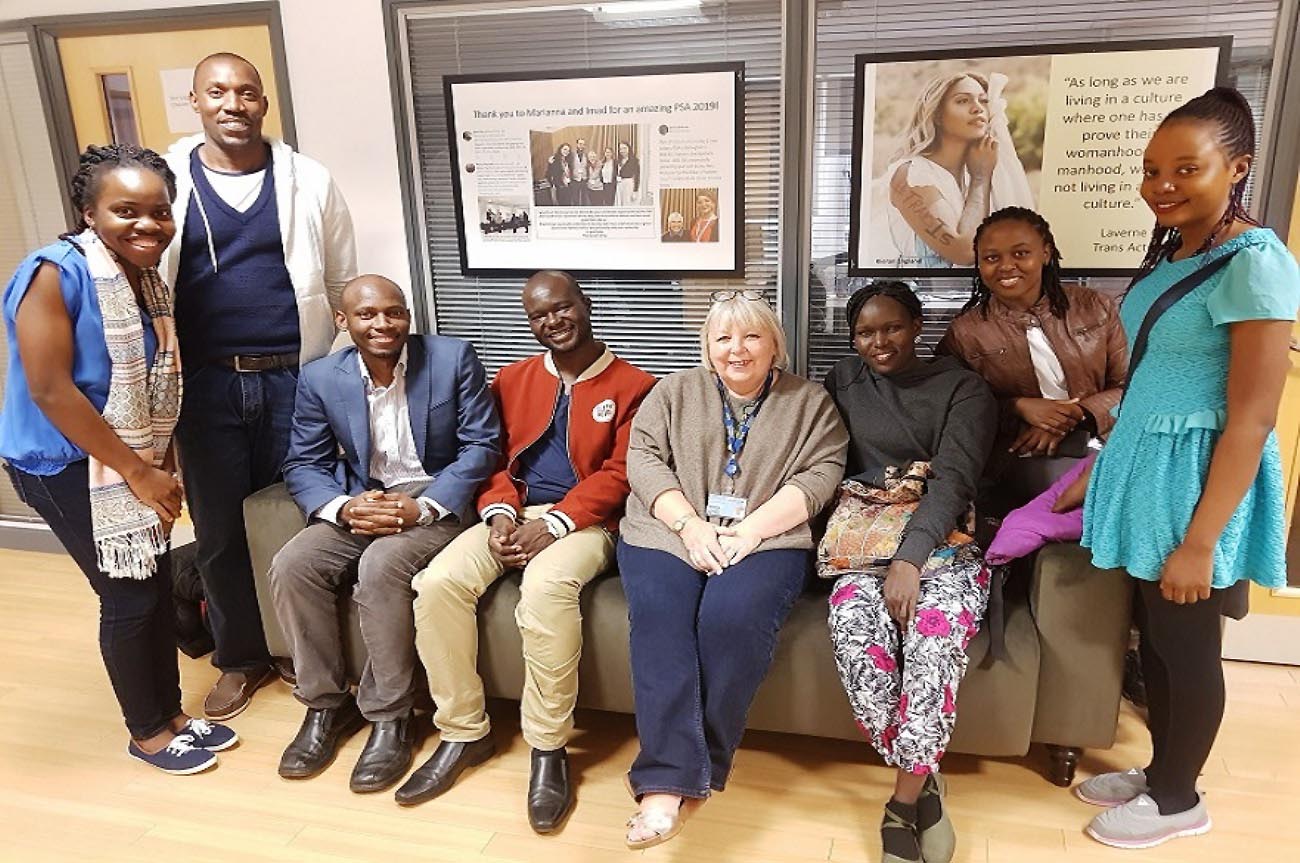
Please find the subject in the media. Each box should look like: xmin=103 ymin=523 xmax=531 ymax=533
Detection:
xmin=715 ymin=371 xmax=774 ymax=480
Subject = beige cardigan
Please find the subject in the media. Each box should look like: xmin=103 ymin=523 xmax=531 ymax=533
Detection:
xmin=621 ymin=367 xmax=848 ymax=563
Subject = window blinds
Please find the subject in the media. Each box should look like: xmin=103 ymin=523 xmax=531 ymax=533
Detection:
xmin=0 ymin=31 xmax=66 ymax=521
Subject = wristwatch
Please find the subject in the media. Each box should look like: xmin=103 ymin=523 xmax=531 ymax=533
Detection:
xmin=415 ymin=498 xmax=437 ymax=527
xmin=670 ymin=513 xmax=695 ymax=534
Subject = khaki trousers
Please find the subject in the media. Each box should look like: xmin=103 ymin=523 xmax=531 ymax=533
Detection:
xmin=412 ymin=504 xmax=614 ymax=750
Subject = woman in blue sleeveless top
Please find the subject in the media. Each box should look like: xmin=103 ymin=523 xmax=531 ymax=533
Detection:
xmin=1 ymin=145 xmax=236 ymax=774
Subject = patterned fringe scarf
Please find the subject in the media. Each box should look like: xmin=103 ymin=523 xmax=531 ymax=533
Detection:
xmin=78 ymin=230 xmax=182 ymax=579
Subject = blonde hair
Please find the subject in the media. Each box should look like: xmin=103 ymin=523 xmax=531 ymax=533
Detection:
xmin=698 ymin=295 xmax=789 ymax=371
xmin=893 ymin=72 xmax=989 ymax=162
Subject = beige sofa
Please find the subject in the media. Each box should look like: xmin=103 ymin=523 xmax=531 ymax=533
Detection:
xmin=245 ymin=483 xmax=1132 ymax=786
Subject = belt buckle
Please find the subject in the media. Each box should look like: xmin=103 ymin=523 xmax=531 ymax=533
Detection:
xmin=232 ymin=355 xmax=256 ymax=373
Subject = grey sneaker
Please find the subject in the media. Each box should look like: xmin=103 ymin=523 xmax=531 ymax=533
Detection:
xmin=1074 ymin=767 xmax=1148 ymax=806
xmin=1086 ymin=793 xmax=1211 ymax=849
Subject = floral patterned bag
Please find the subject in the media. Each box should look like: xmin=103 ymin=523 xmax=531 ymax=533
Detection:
xmin=816 ymin=460 xmax=975 ymax=579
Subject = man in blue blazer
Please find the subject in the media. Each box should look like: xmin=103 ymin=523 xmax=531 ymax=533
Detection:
xmin=268 ymin=274 xmax=500 ymax=793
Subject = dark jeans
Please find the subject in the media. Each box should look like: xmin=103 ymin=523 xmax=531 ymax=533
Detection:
xmin=174 ymin=363 xmax=298 ymax=672
xmin=5 ymin=460 xmax=181 ymax=740
xmin=1135 ymin=578 xmax=1226 ymax=815
xmin=618 ymin=540 xmax=807 ymax=799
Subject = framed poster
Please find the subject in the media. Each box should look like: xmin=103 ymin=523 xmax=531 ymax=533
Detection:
xmin=444 ymin=62 xmax=744 ymax=277
xmin=848 ymin=38 xmax=1231 ymax=277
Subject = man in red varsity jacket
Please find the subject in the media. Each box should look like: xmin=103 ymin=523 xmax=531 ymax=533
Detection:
xmin=399 ymin=271 xmax=655 ymax=833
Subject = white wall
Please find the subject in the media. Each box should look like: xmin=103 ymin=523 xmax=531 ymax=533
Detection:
xmin=0 ymin=0 xmax=412 ymax=294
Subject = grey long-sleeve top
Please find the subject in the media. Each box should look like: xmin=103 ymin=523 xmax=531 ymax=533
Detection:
xmin=823 ymin=355 xmax=997 ymax=567
xmin=622 ymin=366 xmax=848 ymax=564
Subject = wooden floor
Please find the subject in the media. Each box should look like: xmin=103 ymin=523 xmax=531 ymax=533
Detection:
xmin=2 ymin=548 xmax=1298 ymax=862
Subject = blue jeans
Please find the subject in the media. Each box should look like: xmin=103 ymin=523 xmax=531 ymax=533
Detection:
xmin=5 ymin=460 xmax=181 ymax=739
xmin=618 ymin=540 xmax=807 ymax=799
xmin=174 ymin=364 xmax=298 ymax=672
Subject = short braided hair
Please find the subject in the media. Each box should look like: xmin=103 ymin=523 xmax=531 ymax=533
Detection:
xmin=966 ymin=206 xmax=1069 ymax=318
xmin=1132 ymin=86 xmax=1260 ymax=284
xmin=63 ymin=143 xmax=176 ymax=237
xmin=845 ymin=280 xmax=923 ymax=347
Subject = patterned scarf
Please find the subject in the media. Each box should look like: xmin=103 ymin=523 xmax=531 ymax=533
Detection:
xmin=77 ymin=229 xmax=183 ymax=579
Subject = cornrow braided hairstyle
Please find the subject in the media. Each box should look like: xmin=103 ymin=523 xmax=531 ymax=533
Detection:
xmin=62 ymin=143 xmax=177 ymax=238
xmin=1131 ymin=86 xmax=1260 ymax=285
xmin=845 ymin=279 xmax=923 ymax=347
xmin=965 ymin=206 xmax=1069 ymax=319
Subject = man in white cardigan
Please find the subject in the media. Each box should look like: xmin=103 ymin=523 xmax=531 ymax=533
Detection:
xmin=160 ymin=52 xmax=357 ymax=721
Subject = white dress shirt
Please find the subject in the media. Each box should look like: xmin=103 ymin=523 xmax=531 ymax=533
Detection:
xmin=315 ymin=347 xmax=450 ymax=525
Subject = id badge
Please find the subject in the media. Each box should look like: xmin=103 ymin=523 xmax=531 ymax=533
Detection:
xmin=706 ymin=493 xmax=748 ymax=521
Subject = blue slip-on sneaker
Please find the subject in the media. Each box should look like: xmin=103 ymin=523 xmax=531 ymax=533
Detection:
xmin=127 ymin=734 xmax=218 ymax=775
xmin=178 ymin=717 xmax=239 ymax=751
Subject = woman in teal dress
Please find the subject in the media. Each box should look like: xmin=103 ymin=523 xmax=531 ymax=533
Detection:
xmin=1055 ymin=88 xmax=1300 ymax=851
xmin=1081 ymin=227 xmax=1295 ymax=588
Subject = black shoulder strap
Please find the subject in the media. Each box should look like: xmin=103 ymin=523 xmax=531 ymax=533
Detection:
xmin=1126 ymin=250 xmax=1240 ymax=385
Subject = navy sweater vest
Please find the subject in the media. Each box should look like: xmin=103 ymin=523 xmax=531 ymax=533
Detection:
xmin=174 ymin=148 xmax=300 ymax=364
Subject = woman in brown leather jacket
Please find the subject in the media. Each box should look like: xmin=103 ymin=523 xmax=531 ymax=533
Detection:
xmin=938 ymin=207 xmax=1127 ymax=503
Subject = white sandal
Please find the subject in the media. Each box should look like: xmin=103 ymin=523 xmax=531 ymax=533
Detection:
xmin=625 ymin=804 xmax=684 ymax=850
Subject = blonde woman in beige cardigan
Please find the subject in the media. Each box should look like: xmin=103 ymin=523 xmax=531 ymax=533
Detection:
xmin=616 ymin=291 xmax=847 ymax=849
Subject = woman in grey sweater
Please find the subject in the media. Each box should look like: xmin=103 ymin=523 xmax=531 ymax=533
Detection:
xmin=617 ymin=290 xmax=847 ymax=849
xmin=823 ymin=281 xmax=996 ymax=863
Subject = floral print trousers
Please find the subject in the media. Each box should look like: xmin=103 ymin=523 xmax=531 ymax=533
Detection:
xmin=827 ymin=545 xmax=990 ymax=774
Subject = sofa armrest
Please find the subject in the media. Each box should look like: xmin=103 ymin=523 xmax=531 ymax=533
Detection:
xmin=1029 ymin=543 xmax=1132 ymax=749
xmin=242 ymin=482 xmax=307 ymax=659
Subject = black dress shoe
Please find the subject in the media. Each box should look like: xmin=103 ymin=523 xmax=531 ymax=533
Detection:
xmin=350 ymin=715 xmax=417 ymax=793
xmin=394 ymin=735 xmax=495 ymax=806
xmin=278 ymin=697 xmax=366 ymax=779
xmin=527 ymin=747 xmax=574 ymax=834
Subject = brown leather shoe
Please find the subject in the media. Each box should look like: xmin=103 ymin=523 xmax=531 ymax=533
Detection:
xmin=272 ymin=656 xmax=296 ymax=686
xmin=204 ymin=666 xmax=275 ymax=720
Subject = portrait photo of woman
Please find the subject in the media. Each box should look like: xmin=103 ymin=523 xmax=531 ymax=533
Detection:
xmin=864 ymin=61 xmax=1044 ymax=269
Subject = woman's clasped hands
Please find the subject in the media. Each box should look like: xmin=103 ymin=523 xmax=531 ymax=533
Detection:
xmin=1011 ymin=397 xmax=1085 ymax=456
xmin=679 ymin=516 xmax=761 ymax=575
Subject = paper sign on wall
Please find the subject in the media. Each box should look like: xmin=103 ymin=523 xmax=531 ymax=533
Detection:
xmin=444 ymin=62 xmax=744 ymax=277
xmin=160 ymin=68 xmax=201 ymax=135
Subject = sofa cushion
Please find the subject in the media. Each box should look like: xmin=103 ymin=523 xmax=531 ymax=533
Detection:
xmin=1029 ymin=542 xmax=1132 ymax=749
xmin=947 ymin=600 xmax=1039 ymax=756
xmin=245 ymin=483 xmax=306 ymax=659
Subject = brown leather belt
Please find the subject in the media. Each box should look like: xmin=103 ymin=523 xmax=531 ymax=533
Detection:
xmin=218 ymin=353 xmax=299 ymax=373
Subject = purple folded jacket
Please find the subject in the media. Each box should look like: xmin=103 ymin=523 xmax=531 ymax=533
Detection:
xmin=985 ymin=452 xmax=1098 ymax=566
